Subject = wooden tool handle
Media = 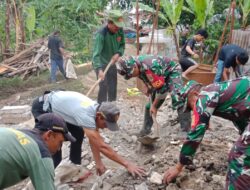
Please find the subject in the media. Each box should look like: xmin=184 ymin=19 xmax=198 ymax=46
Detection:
xmin=152 ymin=113 xmax=160 ymax=137
xmin=86 ymin=59 xmax=114 ymax=97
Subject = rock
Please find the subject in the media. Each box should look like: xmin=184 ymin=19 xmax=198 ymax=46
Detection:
xmin=212 ymin=174 xmax=224 ymax=183
xmin=134 ymin=182 xmax=148 ymax=190
xmin=165 ymin=183 xmax=179 ymax=190
xmin=82 ymin=159 xmax=90 ymax=166
xmin=104 ymin=137 xmax=110 ymax=144
xmin=121 ymin=133 xmax=133 ymax=143
xmin=102 ymin=182 xmax=113 ymax=190
xmin=131 ymin=135 xmax=138 ymax=143
xmin=149 ymin=172 xmax=163 ymax=185
xmin=57 ymin=184 xmax=70 ymax=190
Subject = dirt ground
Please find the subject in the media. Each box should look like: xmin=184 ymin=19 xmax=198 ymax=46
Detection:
xmin=0 ymin=70 xmax=239 ymax=190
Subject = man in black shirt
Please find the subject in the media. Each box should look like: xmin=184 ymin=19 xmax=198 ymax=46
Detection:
xmin=214 ymin=44 xmax=249 ymax=82
xmin=180 ymin=29 xmax=208 ymax=79
xmin=48 ymin=30 xmax=68 ymax=83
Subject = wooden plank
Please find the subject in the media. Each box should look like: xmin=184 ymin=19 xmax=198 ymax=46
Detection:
xmin=186 ymin=71 xmax=216 ymax=85
xmin=0 ymin=66 xmax=8 ymax=74
xmin=1 ymin=64 xmax=17 ymax=71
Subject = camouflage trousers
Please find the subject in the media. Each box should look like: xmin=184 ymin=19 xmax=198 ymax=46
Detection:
xmin=226 ymin=123 xmax=250 ymax=190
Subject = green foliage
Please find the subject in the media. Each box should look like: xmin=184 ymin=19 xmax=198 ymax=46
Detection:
xmin=0 ymin=0 xmax=109 ymax=63
xmin=213 ymin=0 xmax=230 ymax=14
xmin=161 ymin=0 xmax=184 ymax=27
xmin=25 ymin=5 xmax=36 ymax=40
xmin=239 ymin=0 xmax=250 ymax=28
xmin=184 ymin=0 xmax=214 ymax=28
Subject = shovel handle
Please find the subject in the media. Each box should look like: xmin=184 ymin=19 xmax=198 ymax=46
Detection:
xmin=152 ymin=114 xmax=160 ymax=137
xmin=86 ymin=59 xmax=114 ymax=97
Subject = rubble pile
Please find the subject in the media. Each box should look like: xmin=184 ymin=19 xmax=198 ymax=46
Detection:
xmin=1 ymin=72 xmax=239 ymax=190
xmin=0 ymin=38 xmax=49 ymax=79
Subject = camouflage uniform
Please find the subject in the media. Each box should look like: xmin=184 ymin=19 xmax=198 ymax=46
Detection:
xmin=179 ymin=77 xmax=250 ymax=190
xmin=131 ymin=55 xmax=191 ymax=135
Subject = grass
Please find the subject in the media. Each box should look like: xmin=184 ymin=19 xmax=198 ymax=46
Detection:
xmin=0 ymin=66 xmax=92 ymax=100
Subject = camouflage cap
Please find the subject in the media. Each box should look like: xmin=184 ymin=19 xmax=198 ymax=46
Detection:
xmin=116 ymin=56 xmax=137 ymax=80
xmin=108 ymin=10 xmax=124 ymax=28
xmin=180 ymin=80 xmax=201 ymax=112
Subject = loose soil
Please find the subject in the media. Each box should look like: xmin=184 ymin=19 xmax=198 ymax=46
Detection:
xmin=0 ymin=69 xmax=238 ymax=190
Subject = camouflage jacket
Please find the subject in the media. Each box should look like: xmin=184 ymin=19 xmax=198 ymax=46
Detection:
xmin=137 ymin=54 xmax=184 ymax=109
xmin=180 ymin=77 xmax=250 ymax=165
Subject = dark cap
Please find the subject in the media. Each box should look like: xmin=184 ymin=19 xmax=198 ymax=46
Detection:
xmin=35 ymin=113 xmax=76 ymax=142
xmin=99 ymin=102 xmax=120 ymax=131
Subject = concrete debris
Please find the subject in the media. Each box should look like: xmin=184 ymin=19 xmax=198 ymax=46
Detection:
xmin=134 ymin=182 xmax=148 ymax=190
xmin=54 ymin=162 xmax=86 ymax=185
xmin=165 ymin=183 xmax=179 ymax=190
xmin=0 ymin=105 xmax=31 ymax=124
xmin=149 ymin=172 xmax=163 ymax=185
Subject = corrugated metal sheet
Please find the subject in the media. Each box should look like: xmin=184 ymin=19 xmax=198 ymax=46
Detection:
xmin=232 ymin=29 xmax=250 ymax=75
xmin=232 ymin=29 xmax=250 ymax=53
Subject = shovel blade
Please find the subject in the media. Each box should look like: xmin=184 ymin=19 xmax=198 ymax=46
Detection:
xmin=138 ymin=135 xmax=159 ymax=145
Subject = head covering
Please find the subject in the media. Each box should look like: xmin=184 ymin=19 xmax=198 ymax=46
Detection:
xmin=108 ymin=10 xmax=124 ymax=28
xmin=35 ymin=113 xmax=76 ymax=142
xmin=99 ymin=102 xmax=120 ymax=131
xmin=117 ymin=56 xmax=137 ymax=80
xmin=180 ymin=80 xmax=201 ymax=112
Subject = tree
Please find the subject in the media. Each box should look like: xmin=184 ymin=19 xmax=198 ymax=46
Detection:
xmin=161 ymin=0 xmax=184 ymax=59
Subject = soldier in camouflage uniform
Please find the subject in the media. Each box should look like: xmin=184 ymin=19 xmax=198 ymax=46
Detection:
xmin=117 ymin=54 xmax=191 ymax=136
xmin=163 ymin=77 xmax=250 ymax=190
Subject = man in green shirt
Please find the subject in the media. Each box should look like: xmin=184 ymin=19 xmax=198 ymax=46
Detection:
xmin=0 ymin=113 xmax=75 ymax=190
xmin=92 ymin=10 xmax=125 ymax=103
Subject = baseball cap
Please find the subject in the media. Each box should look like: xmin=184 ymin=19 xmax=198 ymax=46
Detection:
xmin=99 ymin=102 xmax=120 ymax=131
xmin=108 ymin=10 xmax=124 ymax=28
xmin=180 ymin=80 xmax=201 ymax=112
xmin=35 ymin=113 xmax=76 ymax=142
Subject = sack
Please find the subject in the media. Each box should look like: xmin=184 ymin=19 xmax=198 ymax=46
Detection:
xmin=65 ymin=59 xmax=77 ymax=79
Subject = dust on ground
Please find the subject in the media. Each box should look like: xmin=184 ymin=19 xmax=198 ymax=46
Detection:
xmin=0 ymin=70 xmax=238 ymax=190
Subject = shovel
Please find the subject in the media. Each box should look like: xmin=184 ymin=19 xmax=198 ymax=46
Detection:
xmin=138 ymin=114 xmax=160 ymax=145
xmin=86 ymin=58 xmax=115 ymax=97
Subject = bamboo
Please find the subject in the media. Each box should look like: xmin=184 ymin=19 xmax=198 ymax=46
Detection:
xmin=213 ymin=1 xmax=233 ymax=66
xmin=136 ymin=0 xmax=140 ymax=55
xmin=147 ymin=0 xmax=160 ymax=54
xmin=229 ymin=0 xmax=236 ymax=43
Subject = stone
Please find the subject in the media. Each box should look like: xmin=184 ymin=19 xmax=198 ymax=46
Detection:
xmin=82 ymin=159 xmax=90 ymax=166
xmin=121 ymin=133 xmax=132 ymax=143
xmin=134 ymin=182 xmax=148 ymax=190
xmin=57 ymin=184 xmax=70 ymax=190
xmin=149 ymin=172 xmax=163 ymax=185
xmin=0 ymin=105 xmax=30 ymax=114
xmin=131 ymin=135 xmax=138 ymax=143
xmin=165 ymin=183 xmax=179 ymax=190
xmin=104 ymin=137 xmax=111 ymax=144
xmin=0 ymin=111 xmax=32 ymax=124
xmin=212 ymin=174 xmax=224 ymax=183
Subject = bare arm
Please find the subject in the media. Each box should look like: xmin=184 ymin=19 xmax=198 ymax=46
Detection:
xmin=84 ymin=128 xmax=145 ymax=177
xmin=223 ymin=68 xmax=230 ymax=81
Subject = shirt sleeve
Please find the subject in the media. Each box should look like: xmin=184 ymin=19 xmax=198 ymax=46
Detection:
xmin=29 ymin=157 xmax=55 ymax=190
xmin=92 ymin=32 xmax=104 ymax=71
xmin=179 ymin=91 xmax=219 ymax=165
xmin=116 ymin=29 xmax=125 ymax=56
xmin=186 ymin=38 xmax=195 ymax=50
